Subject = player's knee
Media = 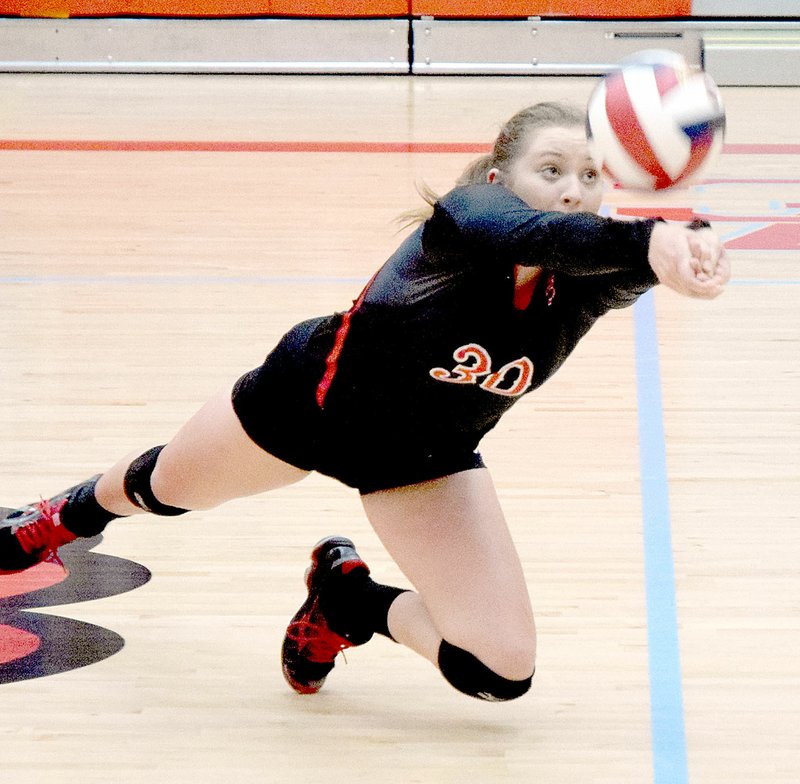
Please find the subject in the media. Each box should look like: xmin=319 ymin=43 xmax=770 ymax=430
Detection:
xmin=458 ymin=626 xmax=537 ymax=681
xmin=437 ymin=639 xmax=535 ymax=702
xmin=123 ymin=445 xmax=190 ymax=517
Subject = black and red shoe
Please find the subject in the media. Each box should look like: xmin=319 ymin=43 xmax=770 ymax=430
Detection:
xmin=281 ymin=536 xmax=372 ymax=695
xmin=0 ymin=498 xmax=76 ymax=573
xmin=0 ymin=489 xmax=83 ymax=574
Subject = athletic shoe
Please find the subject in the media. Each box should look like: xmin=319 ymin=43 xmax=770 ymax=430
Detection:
xmin=0 ymin=492 xmax=79 ymax=574
xmin=281 ymin=536 xmax=372 ymax=695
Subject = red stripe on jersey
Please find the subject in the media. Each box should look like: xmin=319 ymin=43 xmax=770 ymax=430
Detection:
xmin=605 ymin=71 xmax=672 ymax=190
xmin=315 ymin=273 xmax=378 ymax=409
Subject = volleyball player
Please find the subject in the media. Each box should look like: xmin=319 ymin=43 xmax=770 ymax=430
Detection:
xmin=0 ymin=102 xmax=728 ymax=701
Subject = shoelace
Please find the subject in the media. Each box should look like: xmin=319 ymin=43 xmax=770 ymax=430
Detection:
xmin=13 ymin=498 xmax=72 ymax=558
xmin=286 ymin=609 xmax=353 ymax=664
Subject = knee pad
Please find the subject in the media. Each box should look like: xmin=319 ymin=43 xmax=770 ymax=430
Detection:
xmin=437 ymin=639 xmax=534 ymax=702
xmin=123 ymin=445 xmax=190 ymax=516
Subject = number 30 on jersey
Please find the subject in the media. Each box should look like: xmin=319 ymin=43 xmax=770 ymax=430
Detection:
xmin=429 ymin=343 xmax=533 ymax=397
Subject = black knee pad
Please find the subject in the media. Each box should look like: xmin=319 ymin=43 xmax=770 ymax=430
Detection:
xmin=123 ymin=445 xmax=190 ymax=516
xmin=437 ymin=639 xmax=534 ymax=702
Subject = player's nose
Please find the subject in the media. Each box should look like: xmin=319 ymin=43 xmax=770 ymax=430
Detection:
xmin=559 ymin=175 xmax=583 ymax=209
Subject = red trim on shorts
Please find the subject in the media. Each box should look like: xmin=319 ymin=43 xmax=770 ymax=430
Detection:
xmin=315 ymin=273 xmax=378 ymax=409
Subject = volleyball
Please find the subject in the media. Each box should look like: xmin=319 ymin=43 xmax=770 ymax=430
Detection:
xmin=586 ymin=53 xmax=725 ymax=191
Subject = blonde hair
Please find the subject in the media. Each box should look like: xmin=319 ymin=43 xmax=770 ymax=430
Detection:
xmin=398 ymin=101 xmax=587 ymax=227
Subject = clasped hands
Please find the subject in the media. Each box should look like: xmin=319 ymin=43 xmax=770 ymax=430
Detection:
xmin=648 ymin=221 xmax=731 ymax=299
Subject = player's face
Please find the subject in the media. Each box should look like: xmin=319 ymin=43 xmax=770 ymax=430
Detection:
xmin=492 ymin=126 xmax=603 ymax=214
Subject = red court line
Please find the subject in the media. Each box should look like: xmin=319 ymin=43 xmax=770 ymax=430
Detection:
xmin=0 ymin=140 xmax=798 ymax=154
xmin=0 ymin=139 xmax=490 ymax=153
xmin=704 ymin=178 xmax=800 ymax=184
xmin=723 ymin=144 xmax=800 ymax=155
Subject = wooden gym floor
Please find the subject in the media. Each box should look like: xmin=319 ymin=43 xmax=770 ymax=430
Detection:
xmin=0 ymin=74 xmax=798 ymax=784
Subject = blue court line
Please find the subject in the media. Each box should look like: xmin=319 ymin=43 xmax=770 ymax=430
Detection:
xmin=0 ymin=274 xmax=369 ymax=286
xmin=634 ymin=290 xmax=689 ymax=784
xmin=1 ymin=275 xmax=797 ymax=288
xmin=730 ymin=279 xmax=800 ymax=286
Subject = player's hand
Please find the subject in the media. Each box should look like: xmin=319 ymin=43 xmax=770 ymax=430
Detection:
xmin=648 ymin=222 xmax=730 ymax=299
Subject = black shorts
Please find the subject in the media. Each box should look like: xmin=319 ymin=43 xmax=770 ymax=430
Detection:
xmin=231 ymin=317 xmax=485 ymax=494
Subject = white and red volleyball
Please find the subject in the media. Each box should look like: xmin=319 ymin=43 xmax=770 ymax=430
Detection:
xmin=587 ymin=52 xmax=726 ymax=191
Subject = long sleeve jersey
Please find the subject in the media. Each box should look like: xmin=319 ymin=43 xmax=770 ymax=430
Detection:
xmin=313 ymin=184 xmax=659 ymax=457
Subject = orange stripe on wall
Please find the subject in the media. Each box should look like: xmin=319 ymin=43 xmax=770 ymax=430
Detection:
xmin=4 ymin=0 xmax=407 ymax=17
xmin=1 ymin=0 xmax=691 ymax=18
xmin=410 ymin=1 xmax=691 ymax=16
xmin=270 ymin=0 xmax=406 ymax=13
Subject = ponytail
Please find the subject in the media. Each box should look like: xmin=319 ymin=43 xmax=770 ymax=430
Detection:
xmin=456 ymin=154 xmax=494 ymax=187
xmin=396 ymin=101 xmax=586 ymax=227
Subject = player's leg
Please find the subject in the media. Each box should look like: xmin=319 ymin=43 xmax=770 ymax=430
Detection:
xmin=281 ymin=467 xmax=536 ymax=700
xmin=0 ymin=387 xmax=310 ymax=573
xmin=95 ymin=386 xmax=309 ymax=515
xmin=362 ymin=467 xmax=537 ymax=697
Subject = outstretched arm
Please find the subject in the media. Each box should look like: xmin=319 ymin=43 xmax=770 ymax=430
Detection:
xmin=429 ymin=185 xmax=730 ymax=298
xmin=647 ymin=221 xmax=730 ymax=299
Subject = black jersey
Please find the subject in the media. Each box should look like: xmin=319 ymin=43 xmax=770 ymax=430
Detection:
xmin=319 ymin=185 xmax=657 ymax=442
xmin=233 ymin=184 xmax=659 ymax=492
